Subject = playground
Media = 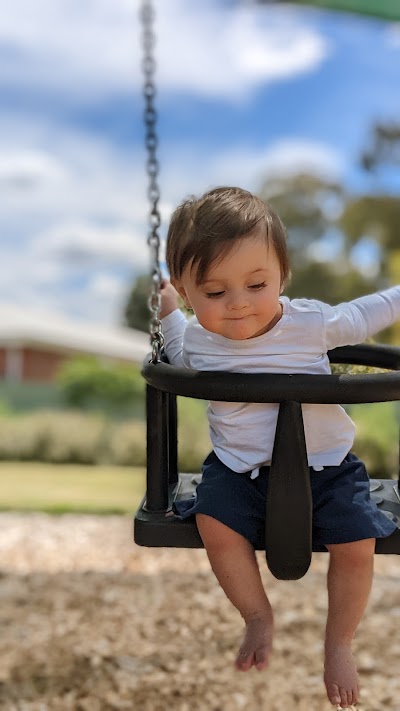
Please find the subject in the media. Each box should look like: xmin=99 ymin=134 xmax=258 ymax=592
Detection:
xmin=1 ymin=513 xmax=399 ymax=711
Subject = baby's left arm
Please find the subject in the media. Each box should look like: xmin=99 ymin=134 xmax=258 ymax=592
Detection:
xmin=323 ymin=286 xmax=400 ymax=350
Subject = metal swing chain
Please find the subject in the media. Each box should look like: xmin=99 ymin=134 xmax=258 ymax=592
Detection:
xmin=140 ymin=0 xmax=164 ymax=362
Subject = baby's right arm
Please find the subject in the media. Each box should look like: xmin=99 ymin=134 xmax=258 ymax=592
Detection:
xmin=160 ymin=280 xmax=180 ymax=319
xmin=160 ymin=280 xmax=187 ymax=366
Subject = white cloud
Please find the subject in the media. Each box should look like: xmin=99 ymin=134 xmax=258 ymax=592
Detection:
xmin=34 ymin=221 xmax=149 ymax=270
xmin=1 ymin=0 xmax=330 ymax=103
xmin=253 ymin=139 xmax=343 ymax=179
xmin=155 ymin=2 xmax=330 ymax=101
xmin=0 ymin=250 xmax=64 ymax=313
xmin=0 ymin=120 xmax=147 ymax=222
xmin=0 ymin=149 xmax=66 ymax=188
xmin=0 ymin=244 xmax=137 ymax=325
xmin=0 ymin=104 xmax=341 ymax=323
xmin=0 ymin=0 xmax=336 ymax=324
xmin=158 ymin=137 xmax=343 ymax=201
xmin=0 ymin=0 xmax=137 ymax=99
xmin=86 ymin=273 xmax=131 ymax=325
xmin=88 ymin=273 xmax=125 ymax=299
xmin=0 ymin=124 xmax=150 ymax=323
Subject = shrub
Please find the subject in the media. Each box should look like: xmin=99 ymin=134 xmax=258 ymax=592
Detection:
xmin=350 ymin=402 xmax=399 ymax=479
xmin=177 ymin=397 xmax=210 ymax=472
xmin=0 ymin=416 xmax=44 ymax=461
xmin=0 ymin=411 xmax=106 ymax=464
xmin=40 ymin=412 xmax=107 ymax=464
xmin=56 ymin=356 xmax=144 ymax=413
xmin=0 ymin=396 xmax=397 ymax=480
xmin=108 ymin=399 xmax=210 ymax=471
xmin=108 ymin=421 xmax=146 ymax=467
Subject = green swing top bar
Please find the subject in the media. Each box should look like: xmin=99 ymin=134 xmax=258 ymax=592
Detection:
xmin=266 ymin=0 xmax=400 ymax=21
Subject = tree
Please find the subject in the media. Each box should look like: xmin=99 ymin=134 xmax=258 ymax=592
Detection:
xmin=287 ymin=259 xmax=376 ymax=304
xmin=258 ymin=172 xmax=377 ymax=302
xmin=345 ymin=121 xmax=400 ymax=341
xmin=124 ymin=274 xmax=151 ymax=333
xmin=361 ymin=123 xmax=400 ymax=172
xmin=259 ymin=172 xmax=345 ymax=263
xmin=342 ymin=123 xmax=400 ymax=284
xmin=56 ymin=356 xmax=144 ymax=414
xmin=340 ymin=195 xmax=400 ymax=274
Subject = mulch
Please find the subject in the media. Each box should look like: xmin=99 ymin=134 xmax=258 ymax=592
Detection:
xmin=1 ymin=513 xmax=399 ymax=710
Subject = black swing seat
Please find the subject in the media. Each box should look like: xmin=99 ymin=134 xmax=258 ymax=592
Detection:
xmin=134 ymin=342 xmax=400 ymax=580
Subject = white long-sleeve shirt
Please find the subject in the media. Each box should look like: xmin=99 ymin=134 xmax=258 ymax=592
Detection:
xmin=162 ymin=288 xmax=400 ymax=476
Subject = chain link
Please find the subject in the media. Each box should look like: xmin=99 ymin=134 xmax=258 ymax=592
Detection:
xmin=140 ymin=0 xmax=164 ymax=362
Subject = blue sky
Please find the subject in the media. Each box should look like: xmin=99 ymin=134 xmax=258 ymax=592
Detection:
xmin=2 ymin=0 xmax=400 ymax=325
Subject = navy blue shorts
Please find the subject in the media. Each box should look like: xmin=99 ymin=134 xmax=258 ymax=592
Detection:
xmin=173 ymin=451 xmax=397 ymax=550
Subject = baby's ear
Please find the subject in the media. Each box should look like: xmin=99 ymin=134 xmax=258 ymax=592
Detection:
xmin=171 ymin=278 xmax=192 ymax=309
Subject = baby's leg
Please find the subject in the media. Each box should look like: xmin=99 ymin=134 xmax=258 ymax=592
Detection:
xmin=196 ymin=513 xmax=273 ymax=672
xmin=324 ymin=538 xmax=375 ymax=708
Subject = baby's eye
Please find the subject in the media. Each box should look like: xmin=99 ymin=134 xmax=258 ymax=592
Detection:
xmin=205 ymin=290 xmax=225 ymax=299
xmin=248 ymin=282 xmax=266 ymax=290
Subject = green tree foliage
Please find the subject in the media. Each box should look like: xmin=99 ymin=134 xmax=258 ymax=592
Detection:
xmin=124 ymin=274 xmax=151 ymax=332
xmin=341 ymin=195 xmax=400 ymax=270
xmin=260 ymin=172 xmax=345 ymax=262
xmin=351 ymin=121 xmax=400 ymax=341
xmin=287 ymin=259 xmax=376 ymax=303
xmin=361 ymin=123 xmax=400 ymax=172
xmin=125 ymin=272 xmax=190 ymax=334
xmin=56 ymin=356 xmax=144 ymax=413
xmin=259 ymin=172 xmax=377 ymax=303
xmin=343 ymin=123 xmax=400 ymax=275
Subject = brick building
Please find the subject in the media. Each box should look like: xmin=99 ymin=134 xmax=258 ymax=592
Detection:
xmin=0 ymin=304 xmax=151 ymax=383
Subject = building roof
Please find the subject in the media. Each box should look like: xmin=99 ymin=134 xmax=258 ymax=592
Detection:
xmin=0 ymin=303 xmax=152 ymax=363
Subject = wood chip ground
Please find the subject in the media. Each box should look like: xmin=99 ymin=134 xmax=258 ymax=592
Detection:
xmin=1 ymin=513 xmax=399 ymax=710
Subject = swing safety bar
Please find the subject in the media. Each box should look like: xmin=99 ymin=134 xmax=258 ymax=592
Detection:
xmin=135 ymin=342 xmax=400 ymax=580
xmin=142 ymin=344 xmax=400 ymax=405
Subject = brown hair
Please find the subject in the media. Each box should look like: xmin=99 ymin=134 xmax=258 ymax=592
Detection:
xmin=166 ymin=186 xmax=290 ymax=287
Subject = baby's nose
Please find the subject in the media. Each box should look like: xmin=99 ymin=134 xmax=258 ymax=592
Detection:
xmin=227 ymin=291 xmax=249 ymax=310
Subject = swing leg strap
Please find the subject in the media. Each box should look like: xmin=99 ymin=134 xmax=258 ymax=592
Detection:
xmin=265 ymin=401 xmax=312 ymax=580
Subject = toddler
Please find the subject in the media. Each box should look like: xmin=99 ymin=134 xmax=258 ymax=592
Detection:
xmin=159 ymin=186 xmax=400 ymax=708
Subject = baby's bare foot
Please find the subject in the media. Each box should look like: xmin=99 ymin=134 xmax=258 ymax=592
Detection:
xmin=235 ymin=615 xmax=273 ymax=672
xmin=324 ymin=643 xmax=360 ymax=708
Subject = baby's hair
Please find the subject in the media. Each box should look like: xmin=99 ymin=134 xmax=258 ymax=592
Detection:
xmin=166 ymin=186 xmax=290 ymax=287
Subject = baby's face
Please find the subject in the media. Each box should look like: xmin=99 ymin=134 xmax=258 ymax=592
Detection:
xmin=174 ymin=234 xmax=283 ymax=340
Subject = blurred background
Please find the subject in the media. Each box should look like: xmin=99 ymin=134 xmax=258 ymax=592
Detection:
xmin=1 ymin=0 xmax=400 ymax=513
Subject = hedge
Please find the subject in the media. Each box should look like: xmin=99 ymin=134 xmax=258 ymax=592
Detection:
xmin=0 ymin=400 xmax=397 ymax=478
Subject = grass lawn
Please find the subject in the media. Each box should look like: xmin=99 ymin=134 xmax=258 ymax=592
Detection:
xmin=0 ymin=462 xmax=146 ymax=514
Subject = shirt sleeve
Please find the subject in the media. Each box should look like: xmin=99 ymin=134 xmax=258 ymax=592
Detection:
xmin=319 ymin=286 xmax=400 ymax=351
xmin=161 ymin=309 xmax=188 ymax=367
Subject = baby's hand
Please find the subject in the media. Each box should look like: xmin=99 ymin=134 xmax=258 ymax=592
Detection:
xmin=160 ymin=280 xmax=180 ymax=318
